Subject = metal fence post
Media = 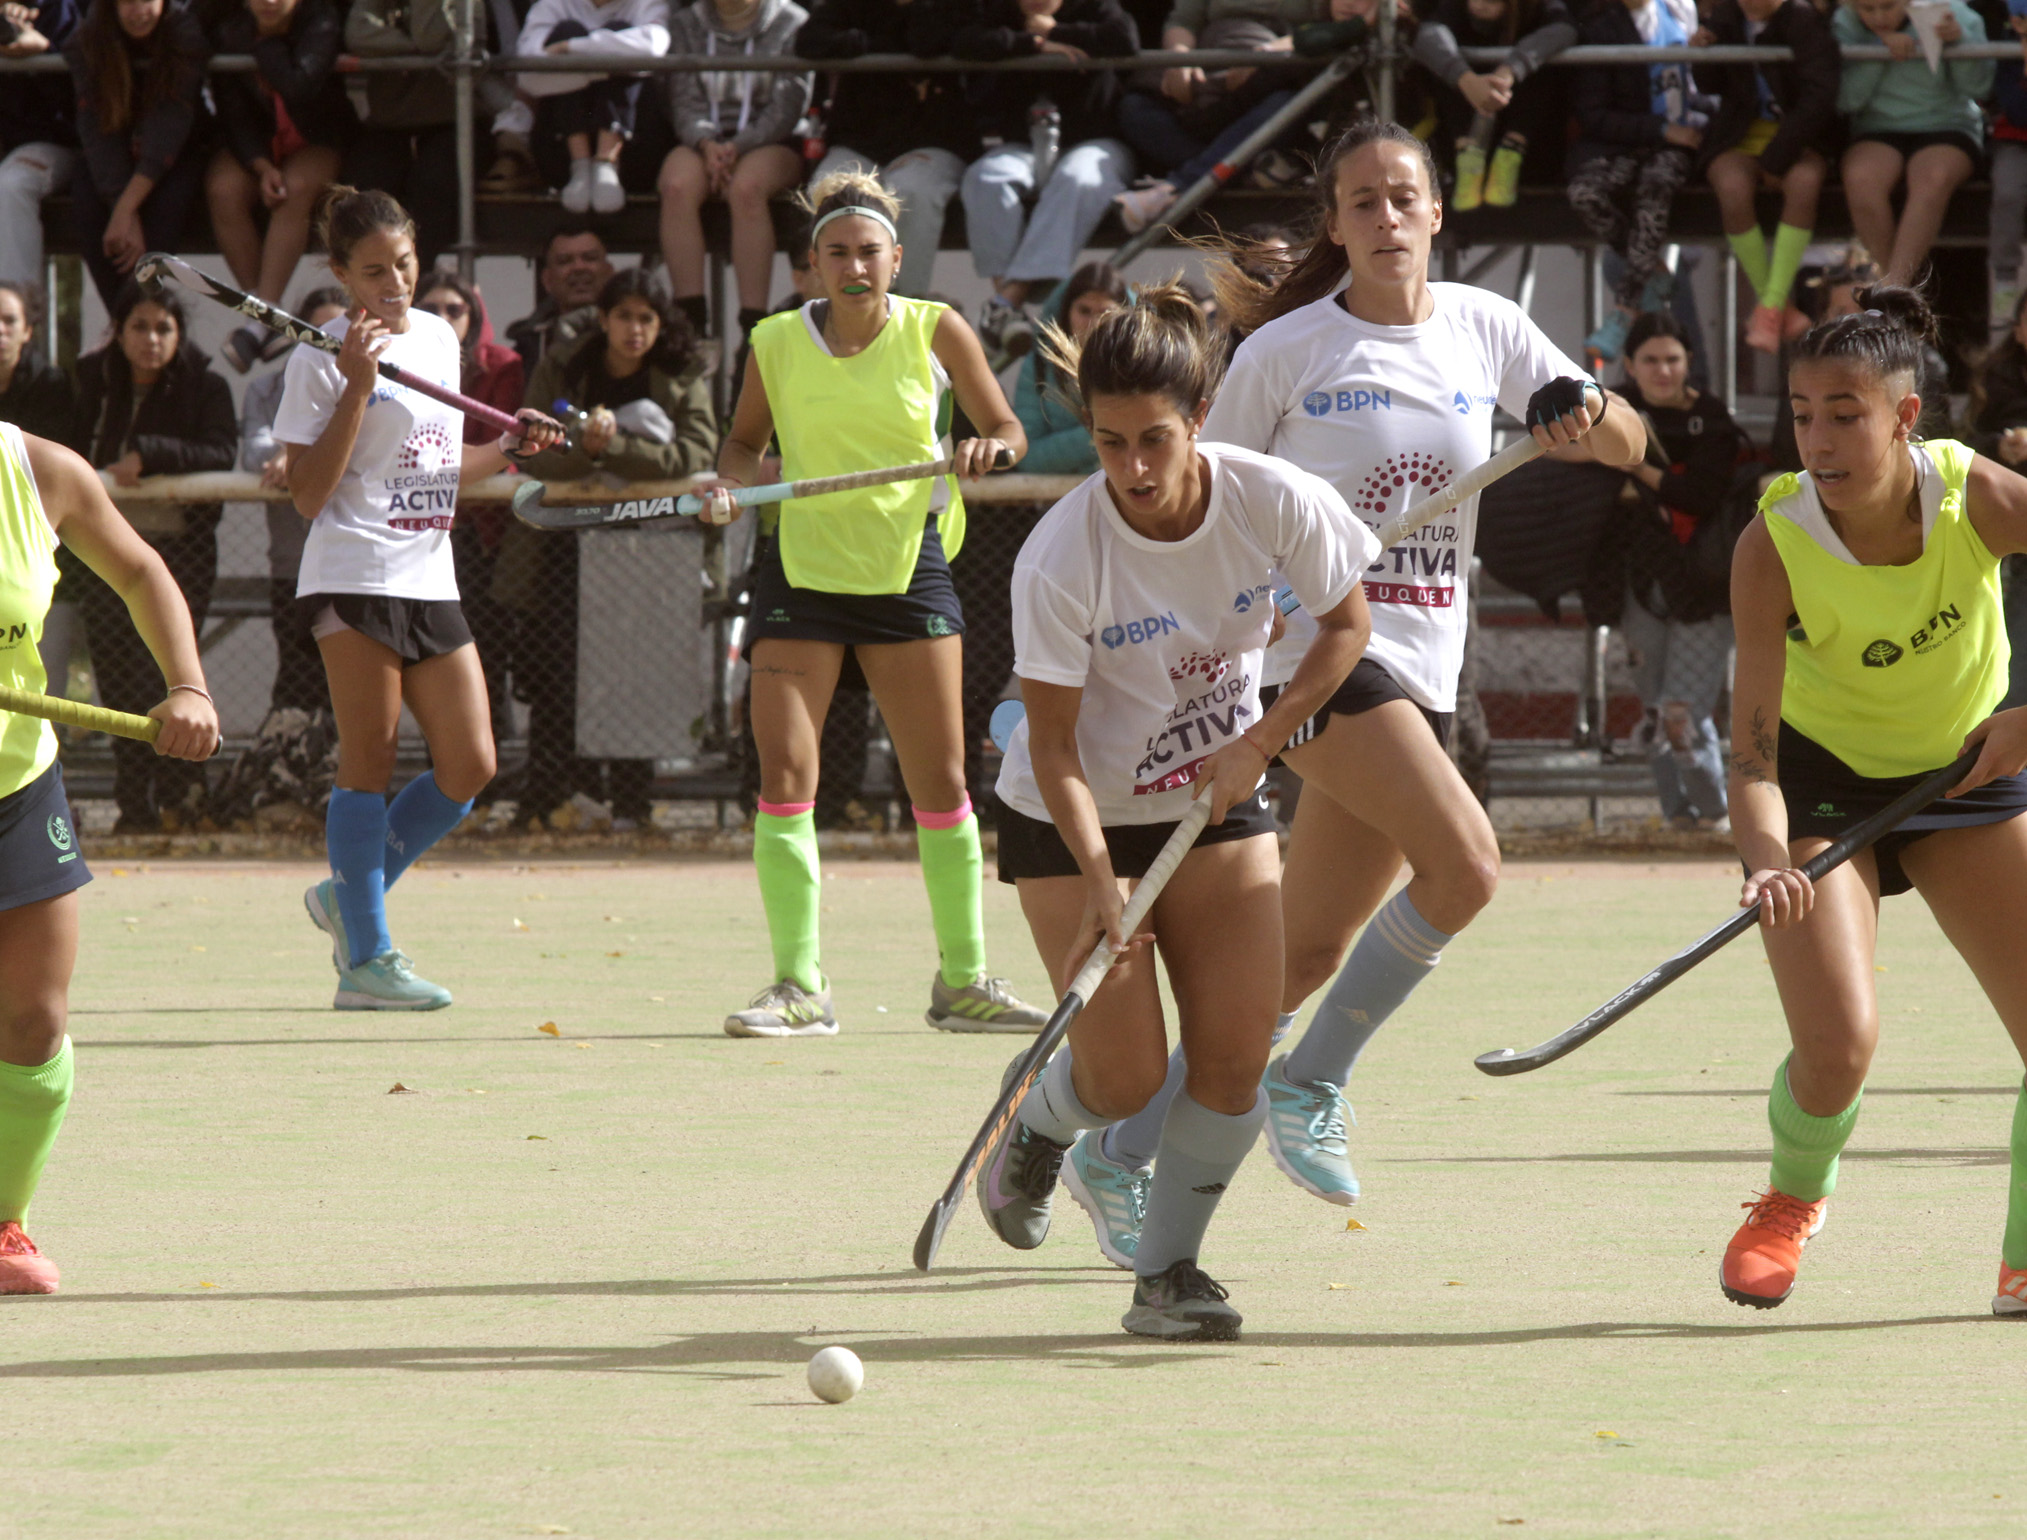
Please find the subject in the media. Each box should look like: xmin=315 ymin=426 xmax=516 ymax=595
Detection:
xmin=453 ymin=0 xmax=478 ymax=280
xmin=1718 ymin=242 xmax=1738 ymax=412
xmin=1377 ymin=1 xmax=1396 ymax=124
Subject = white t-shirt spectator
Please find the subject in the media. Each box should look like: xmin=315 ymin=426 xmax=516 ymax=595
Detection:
xmin=274 ymin=310 xmax=465 ymax=601
xmin=997 ymin=443 xmax=1377 ymax=828
xmin=1209 ymin=283 xmax=1586 ymax=711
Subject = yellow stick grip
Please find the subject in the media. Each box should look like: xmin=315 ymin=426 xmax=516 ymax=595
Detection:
xmin=0 ymin=683 xmax=162 ymax=743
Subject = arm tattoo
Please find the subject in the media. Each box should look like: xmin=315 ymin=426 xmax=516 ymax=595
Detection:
xmin=1729 ymin=706 xmax=1777 ymax=785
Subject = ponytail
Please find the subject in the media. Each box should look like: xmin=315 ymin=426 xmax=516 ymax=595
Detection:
xmin=1036 ymin=278 xmax=1221 ymax=419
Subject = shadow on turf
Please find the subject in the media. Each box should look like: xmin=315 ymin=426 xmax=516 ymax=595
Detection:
xmin=48 ymin=1266 xmax=1126 ymax=1307
xmin=1402 ymin=1147 xmax=2008 ymax=1167
xmin=70 ymin=1031 xmax=729 ymax=1048
xmin=1621 ymin=1086 xmax=2020 ymax=1097
xmin=0 ymin=1314 xmax=2000 ymax=1381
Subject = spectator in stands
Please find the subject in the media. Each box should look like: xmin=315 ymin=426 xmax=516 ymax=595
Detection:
xmin=1414 ymin=0 xmax=1576 ymax=212
xmin=1696 ymin=0 xmax=1838 ymax=354
xmin=1971 ymin=290 xmax=2027 ymax=462
xmin=71 ymin=280 xmax=235 ymax=830
xmin=795 ymin=0 xmax=979 ymax=298
xmin=516 ymin=0 xmax=671 ymax=216
xmin=1987 ymin=1 xmax=2027 ymax=334
xmin=506 ymin=269 xmax=717 ymax=827
xmin=64 ymin=0 xmax=212 ymax=306
xmin=207 ymin=0 xmax=358 ymax=373
xmin=1614 ymin=311 xmax=1744 ymax=830
xmin=1566 ymin=0 xmax=1715 ymax=365
xmin=241 ymin=283 xmax=346 ymax=715
xmin=1111 ymin=0 xmax=1301 ymax=235
xmin=659 ymin=0 xmax=811 ymax=342
xmin=1011 ymin=259 xmax=1123 ymax=473
xmin=948 ymin=0 xmax=1137 ymax=358
xmin=507 ymin=220 xmax=615 ymax=368
xmin=0 ymin=283 xmax=75 ymax=445
xmin=343 ymin=0 xmax=483 ymax=269
xmin=1835 ymin=0 xmax=1993 ymax=286
xmin=0 ymin=0 xmax=82 ymax=288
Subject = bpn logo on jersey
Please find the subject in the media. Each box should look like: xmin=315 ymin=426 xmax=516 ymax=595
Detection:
xmin=1101 ymin=613 xmax=1180 ymax=649
xmin=1860 ymin=639 xmax=1904 ymax=668
xmin=1303 ymin=388 xmax=1392 ymax=417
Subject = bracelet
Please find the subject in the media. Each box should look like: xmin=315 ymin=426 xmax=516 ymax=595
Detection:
xmin=1241 ymin=727 xmax=1277 ymax=763
xmin=167 ymin=683 xmax=212 ymax=703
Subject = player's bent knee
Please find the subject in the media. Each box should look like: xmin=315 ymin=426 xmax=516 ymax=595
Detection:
xmin=0 ymin=1000 xmax=67 ymax=1066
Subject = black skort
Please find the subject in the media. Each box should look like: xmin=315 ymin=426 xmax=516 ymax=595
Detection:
xmin=994 ymin=790 xmax=1278 ymax=884
xmin=303 ymin=594 xmax=474 ymax=664
xmin=1779 ymin=721 xmax=2027 ymax=897
xmin=0 ymin=762 xmax=92 ymax=913
xmin=1850 ymin=129 xmax=1986 ymax=176
xmin=1262 ymin=657 xmax=1453 ymax=754
xmin=744 ymin=517 xmax=964 ymax=656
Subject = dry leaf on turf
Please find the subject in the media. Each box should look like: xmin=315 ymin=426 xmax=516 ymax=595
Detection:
xmin=538 ymin=1022 xmax=560 ymax=1036
xmin=526 ymin=1135 xmax=548 ymax=1141
xmin=1446 ymin=1280 xmax=1465 ymax=1286
xmin=1594 ymin=1430 xmax=1618 ymax=1439
xmin=513 ymin=918 xmax=529 ymax=931
xmin=574 ymin=1042 xmax=591 ymax=1049
xmin=198 ymin=1281 xmax=219 ymax=1289
xmin=388 ymin=1083 xmax=416 ymax=1095
xmin=606 ymin=950 xmax=625 ymax=958
xmin=1327 ymin=1282 xmax=1346 ymax=1290
xmin=1345 ymin=1218 xmax=1366 ymax=1231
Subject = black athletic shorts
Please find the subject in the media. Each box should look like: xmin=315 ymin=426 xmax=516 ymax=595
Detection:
xmin=1261 ymin=657 xmax=1453 ymax=753
xmin=994 ymin=790 xmax=1277 ymax=884
xmin=1849 ymin=129 xmax=1986 ymax=176
xmin=0 ymin=762 xmax=92 ymax=913
xmin=303 ymin=593 xmax=473 ymax=664
xmin=1778 ymin=721 xmax=2027 ymax=897
xmin=744 ymin=517 xmax=964 ymax=656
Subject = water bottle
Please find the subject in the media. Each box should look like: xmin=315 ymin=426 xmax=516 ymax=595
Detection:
xmin=1029 ymin=97 xmax=1061 ymax=189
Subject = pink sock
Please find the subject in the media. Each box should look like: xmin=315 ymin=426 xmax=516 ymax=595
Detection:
xmin=912 ymin=798 xmax=973 ymax=831
xmin=757 ymin=799 xmax=815 ymax=818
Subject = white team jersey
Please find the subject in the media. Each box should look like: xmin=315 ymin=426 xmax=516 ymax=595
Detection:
xmin=996 ymin=444 xmax=1377 ymax=827
xmin=1208 ymin=283 xmax=1586 ymax=711
xmin=273 ymin=309 xmax=466 ymax=601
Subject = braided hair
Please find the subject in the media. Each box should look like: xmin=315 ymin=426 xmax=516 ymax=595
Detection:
xmin=1789 ymin=284 xmax=1935 ymax=391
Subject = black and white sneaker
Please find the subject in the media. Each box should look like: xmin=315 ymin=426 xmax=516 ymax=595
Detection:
xmin=975 ymin=1053 xmax=1068 ymax=1249
xmin=1122 ymin=1258 xmax=1242 ymax=1341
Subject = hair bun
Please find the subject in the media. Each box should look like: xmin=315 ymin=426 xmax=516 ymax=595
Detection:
xmin=1851 ymin=283 xmax=1937 ymax=345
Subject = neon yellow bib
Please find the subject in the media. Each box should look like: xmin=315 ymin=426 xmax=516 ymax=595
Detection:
xmin=1762 ymin=439 xmax=2007 ymax=778
xmin=750 ymin=296 xmax=966 ymax=595
xmin=0 ymin=422 xmax=56 ymax=799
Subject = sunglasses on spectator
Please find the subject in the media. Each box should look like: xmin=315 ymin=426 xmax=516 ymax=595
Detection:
xmin=419 ymin=300 xmax=470 ymax=320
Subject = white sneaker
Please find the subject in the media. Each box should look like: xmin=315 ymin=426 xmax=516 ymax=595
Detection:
xmin=1113 ymin=183 xmax=1177 ymax=235
xmin=589 ymin=159 xmax=625 ymax=215
xmin=560 ymin=158 xmax=594 ymax=214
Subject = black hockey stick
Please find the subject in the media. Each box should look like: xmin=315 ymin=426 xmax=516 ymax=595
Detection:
xmin=1474 ymin=754 xmax=1977 ymax=1076
xmin=913 ymin=799 xmax=1213 ymax=1272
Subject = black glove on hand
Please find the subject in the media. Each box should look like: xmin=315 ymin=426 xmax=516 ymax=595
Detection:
xmin=1526 ymin=376 xmax=1601 ymax=430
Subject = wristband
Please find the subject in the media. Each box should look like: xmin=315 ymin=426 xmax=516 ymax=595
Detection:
xmin=167 ymin=683 xmax=212 ymax=703
xmin=1241 ymin=728 xmax=1276 ymax=763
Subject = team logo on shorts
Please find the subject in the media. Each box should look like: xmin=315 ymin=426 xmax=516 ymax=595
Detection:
xmin=45 ymin=814 xmax=71 ymax=851
xmin=1814 ymin=801 xmax=1841 ymax=818
xmin=925 ymin=615 xmax=953 ymax=637
xmin=1860 ymin=639 xmax=1904 ymax=668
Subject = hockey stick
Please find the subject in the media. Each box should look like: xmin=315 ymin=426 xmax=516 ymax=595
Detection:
xmin=0 ymin=683 xmax=162 ymax=744
xmin=134 ymin=253 xmax=524 ymax=440
xmin=913 ymin=798 xmax=1214 ymax=1272
xmin=510 ymin=448 xmax=1017 ymax=530
xmin=1474 ymin=755 xmax=1977 ymax=1077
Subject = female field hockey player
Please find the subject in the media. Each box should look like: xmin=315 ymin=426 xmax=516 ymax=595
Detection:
xmin=1059 ymin=118 xmax=1644 ymax=1268
xmin=1721 ymin=287 xmax=2027 ymax=1315
xmin=0 ymin=424 xmax=217 ymax=1290
xmin=696 ymin=169 xmax=1046 ymax=1040
xmin=976 ymin=284 xmax=1376 ymax=1340
xmin=280 ymin=185 xmax=560 ymax=1011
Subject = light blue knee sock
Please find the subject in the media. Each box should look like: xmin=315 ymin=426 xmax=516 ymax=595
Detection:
xmin=1103 ymin=1011 xmax=1296 ymax=1169
xmin=1016 ymin=1049 xmax=1105 ymax=1145
xmin=327 ymin=788 xmax=392 ymax=968
xmin=1284 ymin=890 xmax=1451 ymax=1090
xmin=383 ymin=772 xmax=473 ymax=889
xmin=1135 ymin=1089 xmax=1267 ymax=1275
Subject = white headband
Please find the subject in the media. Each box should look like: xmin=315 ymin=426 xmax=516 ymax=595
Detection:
xmin=811 ymin=204 xmax=899 ymax=243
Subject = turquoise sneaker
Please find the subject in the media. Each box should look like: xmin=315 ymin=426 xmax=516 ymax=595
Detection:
xmin=1062 ymin=1131 xmax=1149 ymax=1270
xmin=303 ymin=879 xmax=347 ymax=971
xmin=1262 ymin=1053 xmax=1359 ymax=1206
xmin=334 ymin=949 xmax=452 ymax=1011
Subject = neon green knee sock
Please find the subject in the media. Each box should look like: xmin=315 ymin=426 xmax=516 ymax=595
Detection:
xmin=753 ymin=807 xmax=822 ymax=993
xmin=0 ymin=1038 xmax=73 ymax=1224
xmin=1727 ymin=226 xmax=1770 ymax=297
xmin=2004 ymin=1079 xmax=2027 ymax=1271
xmin=1767 ymin=1054 xmax=1861 ymax=1202
xmin=915 ymin=806 xmax=987 ymax=988
xmin=1761 ymin=223 xmax=1812 ymax=311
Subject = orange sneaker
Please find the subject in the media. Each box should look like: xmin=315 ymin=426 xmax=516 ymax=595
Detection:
xmin=1995 ymin=1262 xmax=2027 ymax=1318
xmin=1745 ymin=304 xmax=1785 ymax=355
xmin=0 ymin=1221 xmax=57 ymax=1294
xmin=1721 ymin=1188 xmax=1827 ymax=1308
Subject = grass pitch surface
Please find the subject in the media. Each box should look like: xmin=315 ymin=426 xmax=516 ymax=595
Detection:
xmin=10 ymin=857 xmax=2027 ymax=1538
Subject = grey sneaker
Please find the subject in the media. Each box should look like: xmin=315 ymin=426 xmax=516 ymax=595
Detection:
xmin=1122 ymin=1258 xmax=1242 ymax=1341
xmin=975 ymin=1052 xmax=1068 ymax=1249
xmin=926 ymin=972 xmax=1049 ymax=1034
xmin=723 ymin=979 xmax=839 ymax=1038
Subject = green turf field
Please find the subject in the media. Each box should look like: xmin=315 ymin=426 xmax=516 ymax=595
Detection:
xmin=8 ymin=856 xmax=2026 ymax=1538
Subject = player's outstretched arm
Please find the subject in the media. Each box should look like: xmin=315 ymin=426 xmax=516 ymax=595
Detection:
xmin=26 ymin=433 xmax=217 ymax=759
